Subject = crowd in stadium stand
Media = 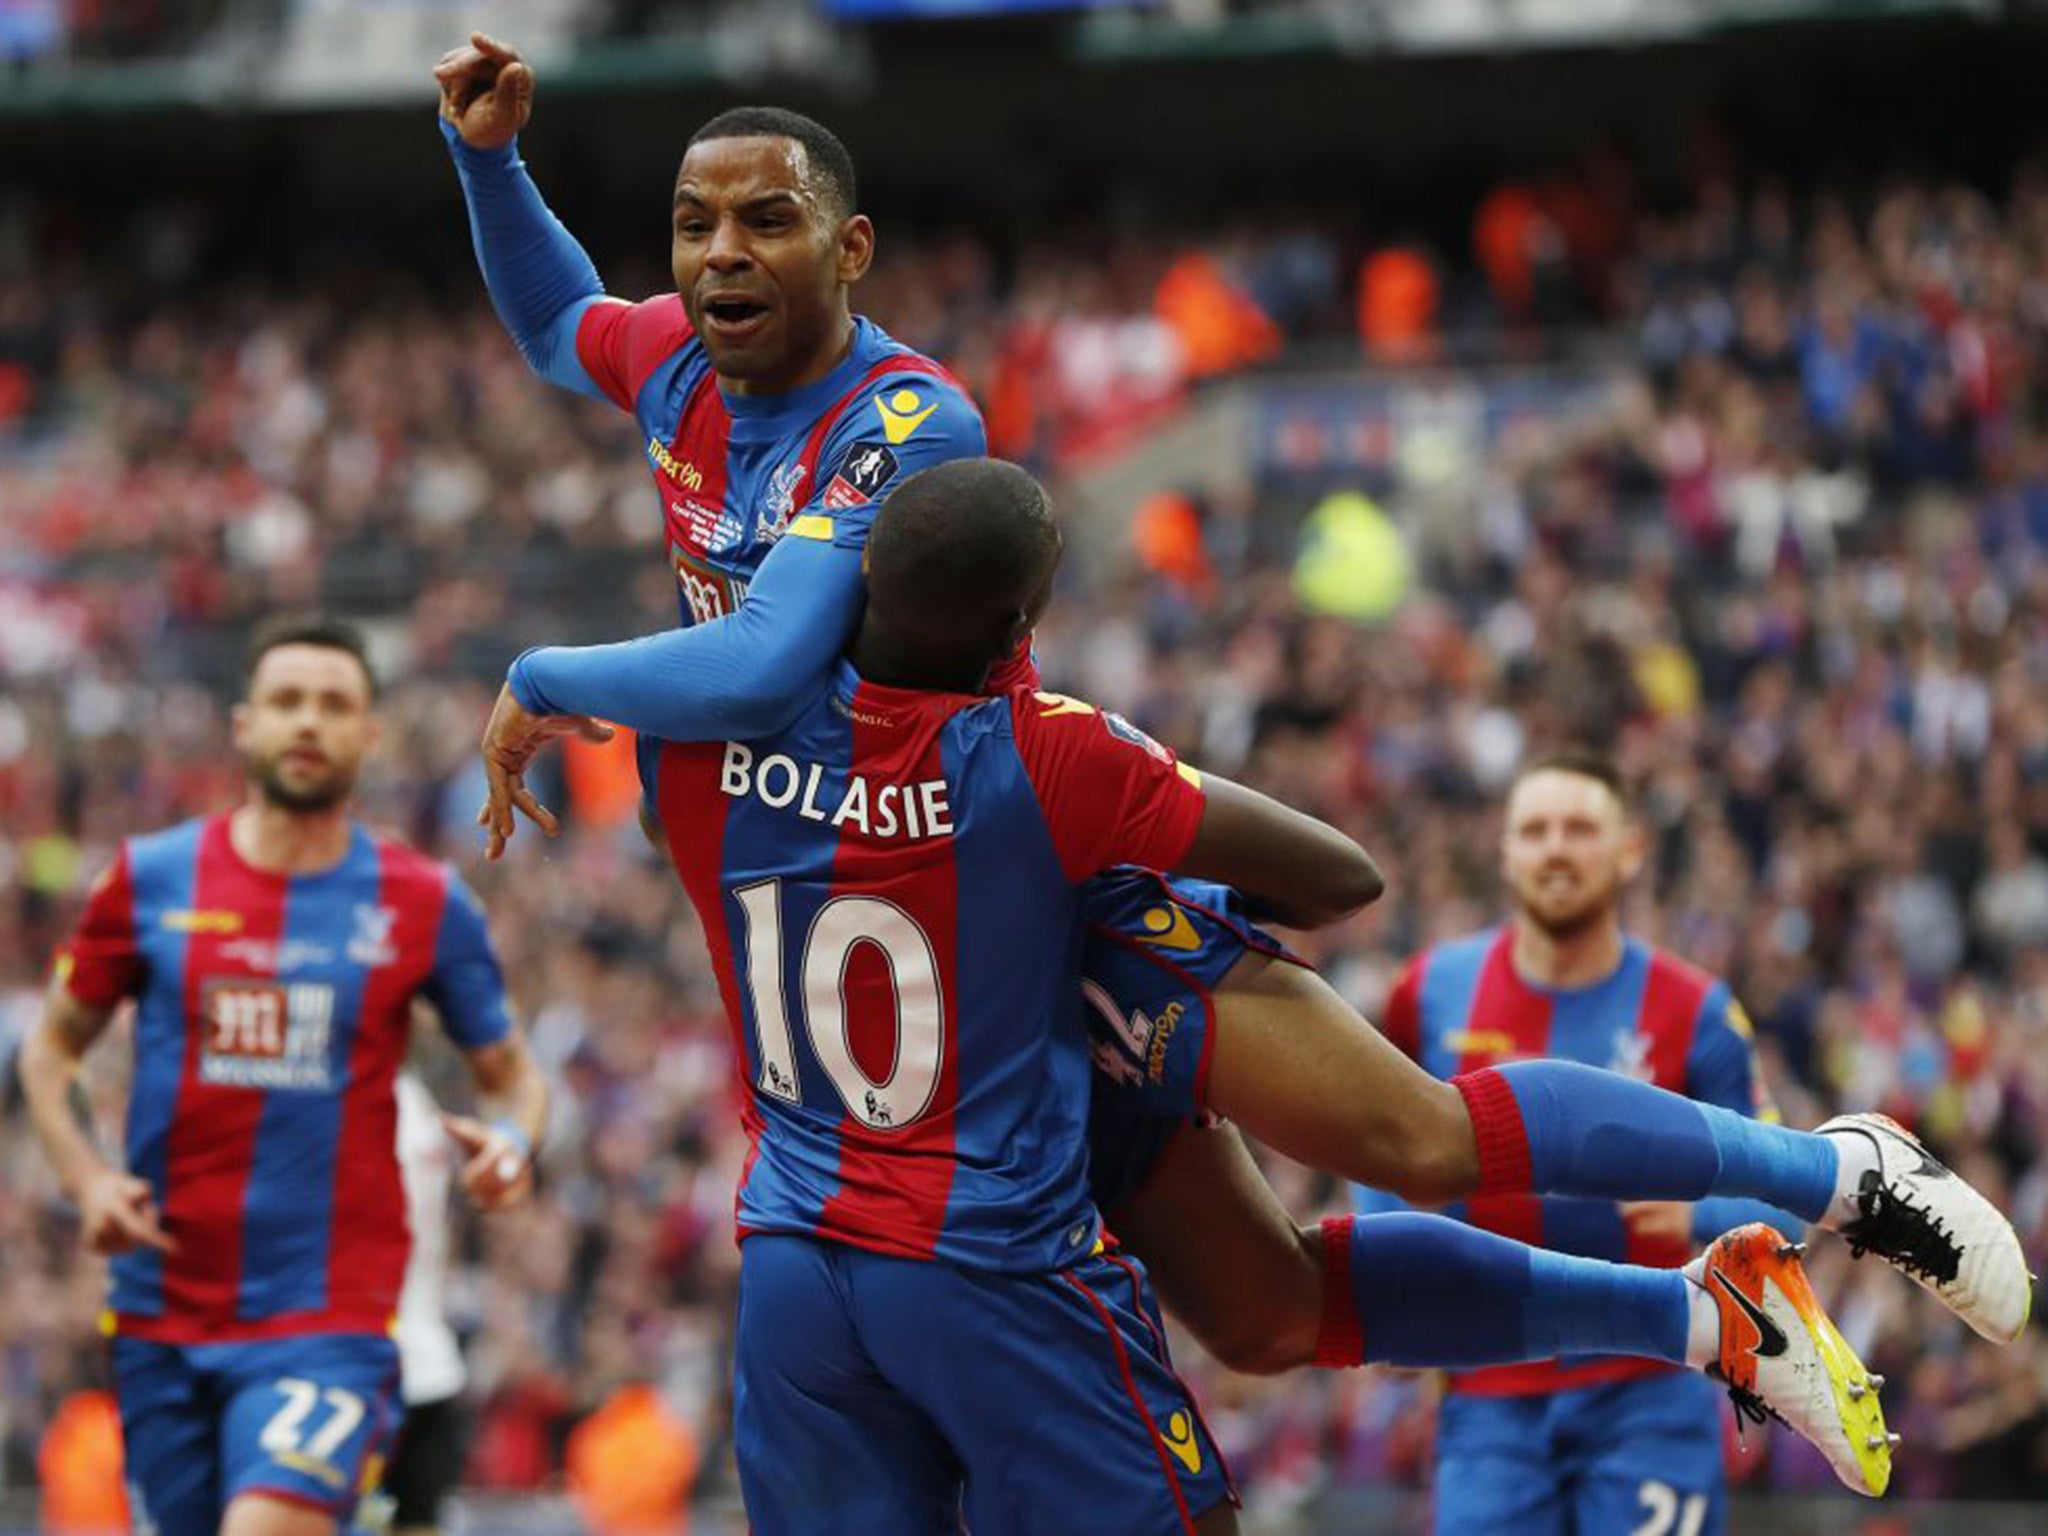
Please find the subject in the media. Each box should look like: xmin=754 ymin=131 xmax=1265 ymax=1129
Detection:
xmin=6 ymin=156 xmax=2048 ymax=1518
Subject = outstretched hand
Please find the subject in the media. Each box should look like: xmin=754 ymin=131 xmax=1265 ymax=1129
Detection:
xmin=79 ymin=1168 xmax=174 ymax=1257
xmin=433 ymin=31 xmax=533 ymax=151
xmin=477 ymin=682 xmax=615 ymax=861
xmin=442 ymin=1112 xmax=535 ymax=1212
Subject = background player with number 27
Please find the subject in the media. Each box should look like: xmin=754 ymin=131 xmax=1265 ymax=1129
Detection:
xmin=19 ymin=619 xmax=547 ymax=1536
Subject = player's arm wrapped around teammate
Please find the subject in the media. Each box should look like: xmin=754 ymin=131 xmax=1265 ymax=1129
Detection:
xmin=508 ymin=526 xmax=867 ymax=742
xmin=508 ymin=376 xmax=986 ymax=744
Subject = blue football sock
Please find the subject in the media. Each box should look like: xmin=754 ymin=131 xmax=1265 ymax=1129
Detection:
xmin=1325 ymin=1213 xmax=1689 ymax=1369
xmin=1460 ymin=1061 xmax=1837 ymax=1223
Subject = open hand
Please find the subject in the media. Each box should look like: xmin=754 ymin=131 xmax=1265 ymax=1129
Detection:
xmin=477 ymin=682 xmax=615 ymax=860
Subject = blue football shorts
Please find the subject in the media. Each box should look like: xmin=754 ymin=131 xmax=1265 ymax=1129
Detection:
xmin=1080 ymin=868 xmax=1296 ymax=1219
xmin=1434 ymin=1372 xmax=1726 ymax=1536
xmin=734 ymin=1233 xmax=1233 ymax=1536
xmin=113 ymin=1331 xmax=403 ymax=1536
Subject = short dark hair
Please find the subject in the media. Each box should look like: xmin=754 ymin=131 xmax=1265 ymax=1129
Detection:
xmin=868 ymin=458 xmax=1059 ymax=667
xmin=1513 ymin=744 xmax=1626 ymax=806
xmin=688 ymin=106 xmax=857 ymax=220
xmin=243 ymin=615 xmax=377 ymax=701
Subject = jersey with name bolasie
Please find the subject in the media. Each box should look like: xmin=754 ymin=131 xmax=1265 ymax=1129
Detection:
xmin=58 ymin=816 xmax=511 ymax=1343
xmin=639 ymin=670 xmax=1207 ymax=1273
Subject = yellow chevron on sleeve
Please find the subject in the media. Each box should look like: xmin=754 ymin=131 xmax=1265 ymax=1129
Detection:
xmin=1175 ymin=763 xmax=1202 ymax=788
xmin=1032 ymin=691 xmax=1095 ymax=717
xmin=788 ymin=514 xmax=834 ymax=541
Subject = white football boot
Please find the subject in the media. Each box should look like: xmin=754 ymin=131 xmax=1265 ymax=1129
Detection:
xmin=1818 ymin=1112 xmax=2032 ymax=1345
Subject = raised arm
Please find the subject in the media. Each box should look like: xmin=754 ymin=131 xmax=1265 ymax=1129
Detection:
xmin=435 ymin=32 xmax=610 ymax=399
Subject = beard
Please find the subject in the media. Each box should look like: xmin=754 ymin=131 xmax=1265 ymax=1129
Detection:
xmin=1510 ymin=871 xmax=1620 ymax=942
xmin=249 ymin=751 xmax=356 ymax=813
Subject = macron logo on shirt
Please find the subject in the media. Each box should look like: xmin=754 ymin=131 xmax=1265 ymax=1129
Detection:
xmin=719 ymin=741 xmax=952 ymax=841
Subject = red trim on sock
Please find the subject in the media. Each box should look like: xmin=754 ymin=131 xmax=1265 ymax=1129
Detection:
xmin=1313 ymin=1217 xmax=1365 ymax=1368
xmin=1453 ymin=1067 xmax=1535 ymax=1197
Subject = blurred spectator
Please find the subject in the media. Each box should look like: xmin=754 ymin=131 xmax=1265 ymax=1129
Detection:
xmin=1355 ymin=245 xmax=1440 ymax=364
xmin=36 ymin=1390 xmax=125 ymax=1536
xmin=565 ymin=1381 xmax=702 ymax=1536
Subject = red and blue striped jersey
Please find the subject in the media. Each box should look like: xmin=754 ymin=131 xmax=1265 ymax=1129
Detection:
xmin=570 ymin=298 xmax=986 ymax=627
xmin=639 ymin=670 xmax=1207 ymax=1273
xmin=1377 ymin=926 xmax=1777 ymax=1397
xmin=58 ymin=814 xmax=511 ymax=1343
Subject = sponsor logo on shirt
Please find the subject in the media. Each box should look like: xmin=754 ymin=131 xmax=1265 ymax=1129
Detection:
xmin=199 ymin=979 xmax=336 ymax=1091
xmin=646 ymin=436 xmax=703 ymax=491
xmin=1444 ymin=1029 xmax=1518 ymax=1057
xmin=1160 ymin=1410 xmax=1204 ymax=1474
xmin=1135 ymin=904 xmax=1202 ymax=952
xmin=1034 ymin=692 xmax=1096 ymax=719
xmin=873 ymin=387 xmax=938 ymax=445
xmin=672 ymin=545 xmax=748 ymax=625
xmin=161 ymin=909 xmax=244 ymax=935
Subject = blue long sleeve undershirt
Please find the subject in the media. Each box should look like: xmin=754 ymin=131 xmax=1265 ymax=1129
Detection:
xmin=507 ymin=530 xmax=867 ymax=742
xmin=441 ymin=120 xmax=607 ymax=399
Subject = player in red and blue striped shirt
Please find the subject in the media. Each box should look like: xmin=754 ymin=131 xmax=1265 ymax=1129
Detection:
xmin=636 ymin=459 xmax=1397 ymax=1533
xmin=21 ymin=619 xmax=547 ymax=1536
xmin=1355 ymin=749 xmax=1903 ymax=1530
xmin=434 ymin=46 xmax=2026 ymax=1498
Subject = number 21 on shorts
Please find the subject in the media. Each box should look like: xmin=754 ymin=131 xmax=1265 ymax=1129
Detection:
xmin=1632 ymin=1479 xmax=1707 ymax=1536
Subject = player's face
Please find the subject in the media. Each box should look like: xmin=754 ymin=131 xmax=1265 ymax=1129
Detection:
xmin=233 ymin=644 xmax=379 ymax=813
xmin=1500 ymin=769 xmax=1642 ymax=940
xmin=671 ymin=136 xmax=874 ymax=394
